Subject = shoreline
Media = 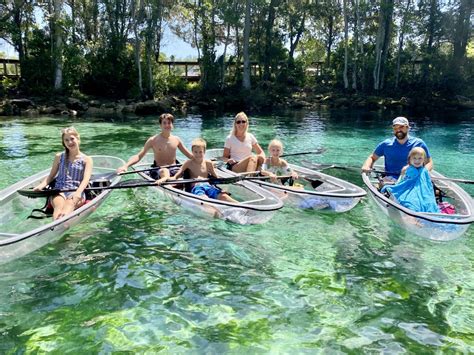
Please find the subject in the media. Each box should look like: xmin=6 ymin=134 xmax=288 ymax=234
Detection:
xmin=1 ymin=90 xmax=473 ymax=118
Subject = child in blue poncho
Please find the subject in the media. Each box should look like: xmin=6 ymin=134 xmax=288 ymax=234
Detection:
xmin=381 ymin=147 xmax=440 ymax=213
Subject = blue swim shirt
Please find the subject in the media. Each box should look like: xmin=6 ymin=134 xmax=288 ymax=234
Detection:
xmin=374 ymin=137 xmax=431 ymax=177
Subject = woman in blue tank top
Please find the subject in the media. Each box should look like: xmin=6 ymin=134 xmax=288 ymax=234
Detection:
xmin=34 ymin=127 xmax=93 ymax=220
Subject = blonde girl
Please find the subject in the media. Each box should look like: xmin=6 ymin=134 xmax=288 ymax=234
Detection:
xmin=398 ymin=147 xmax=427 ymax=181
xmin=261 ymin=139 xmax=298 ymax=183
xmin=34 ymin=127 xmax=93 ymax=220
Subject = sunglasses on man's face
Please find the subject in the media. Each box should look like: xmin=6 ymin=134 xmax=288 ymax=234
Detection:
xmin=236 ymin=120 xmax=247 ymax=124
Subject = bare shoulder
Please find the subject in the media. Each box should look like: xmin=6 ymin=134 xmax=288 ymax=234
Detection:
xmin=84 ymin=155 xmax=93 ymax=164
xmin=281 ymin=159 xmax=289 ymax=166
xmin=182 ymin=159 xmax=192 ymax=168
xmin=170 ymin=134 xmax=183 ymax=143
xmin=148 ymin=134 xmax=159 ymax=142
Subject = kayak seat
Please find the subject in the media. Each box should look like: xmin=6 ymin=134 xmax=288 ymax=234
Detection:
xmin=281 ymin=177 xmax=294 ymax=186
xmin=433 ymin=183 xmax=447 ymax=203
xmin=305 ymin=177 xmax=324 ymax=189
xmin=86 ymin=174 xmax=112 ymax=200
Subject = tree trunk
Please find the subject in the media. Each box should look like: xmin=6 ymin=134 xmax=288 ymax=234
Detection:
xmin=12 ymin=5 xmax=25 ymax=64
xmin=220 ymin=23 xmax=231 ymax=89
xmin=395 ymin=0 xmax=411 ymax=88
xmin=422 ymin=0 xmax=437 ymax=84
xmin=326 ymin=16 xmax=334 ymax=69
xmin=193 ymin=0 xmax=201 ymax=60
xmin=263 ymin=0 xmax=278 ymax=81
xmin=288 ymin=11 xmax=306 ymax=65
xmin=343 ymin=0 xmax=349 ymax=89
xmin=373 ymin=0 xmax=394 ymax=91
xmin=52 ymin=0 xmax=64 ymax=91
xmin=453 ymin=0 xmax=472 ymax=68
xmin=132 ymin=0 xmax=144 ymax=97
xmin=71 ymin=0 xmax=76 ymax=43
xmin=242 ymin=0 xmax=251 ymax=90
xmin=351 ymin=0 xmax=359 ymax=90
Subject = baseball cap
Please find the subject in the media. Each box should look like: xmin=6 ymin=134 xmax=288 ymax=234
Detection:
xmin=392 ymin=117 xmax=409 ymax=126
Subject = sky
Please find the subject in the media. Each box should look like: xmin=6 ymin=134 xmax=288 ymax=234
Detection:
xmin=0 ymin=25 xmax=221 ymax=60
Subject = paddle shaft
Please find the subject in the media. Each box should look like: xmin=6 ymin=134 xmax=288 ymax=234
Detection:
xmin=119 ymin=163 xmax=182 ymax=176
xmin=19 ymin=174 xmax=291 ymax=198
xmin=304 ymin=161 xmax=474 ymax=184
xmin=160 ymin=174 xmax=291 ymax=185
xmin=281 ymin=148 xmax=326 ymax=158
xmin=120 ymin=158 xmax=221 ymax=176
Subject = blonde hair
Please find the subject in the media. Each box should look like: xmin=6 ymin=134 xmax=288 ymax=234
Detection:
xmin=191 ymin=137 xmax=207 ymax=151
xmin=230 ymin=112 xmax=249 ymax=136
xmin=61 ymin=127 xmax=80 ymax=157
xmin=268 ymin=139 xmax=283 ymax=152
xmin=408 ymin=147 xmax=427 ymax=164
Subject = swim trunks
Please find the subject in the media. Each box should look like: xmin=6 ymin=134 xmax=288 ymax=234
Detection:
xmin=191 ymin=183 xmax=221 ymax=199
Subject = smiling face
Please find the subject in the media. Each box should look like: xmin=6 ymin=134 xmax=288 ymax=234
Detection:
xmin=63 ymin=133 xmax=80 ymax=150
xmin=232 ymin=112 xmax=249 ymax=136
xmin=234 ymin=118 xmax=248 ymax=134
xmin=269 ymin=144 xmax=282 ymax=158
xmin=160 ymin=117 xmax=174 ymax=132
xmin=61 ymin=127 xmax=80 ymax=153
xmin=393 ymin=124 xmax=408 ymax=140
xmin=410 ymin=153 xmax=425 ymax=168
xmin=192 ymin=145 xmax=205 ymax=161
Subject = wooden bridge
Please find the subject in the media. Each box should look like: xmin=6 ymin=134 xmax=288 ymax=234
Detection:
xmin=158 ymin=60 xmax=325 ymax=81
xmin=0 ymin=58 xmax=20 ymax=78
xmin=0 ymin=58 xmax=325 ymax=82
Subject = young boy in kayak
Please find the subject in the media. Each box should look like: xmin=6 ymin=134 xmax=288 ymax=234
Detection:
xmin=117 ymin=113 xmax=193 ymax=183
xmin=166 ymin=138 xmax=237 ymax=202
xmin=260 ymin=139 xmax=298 ymax=184
xmin=34 ymin=127 xmax=93 ymax=220
xmin=381 ymin=147 xmax=439 ymax=213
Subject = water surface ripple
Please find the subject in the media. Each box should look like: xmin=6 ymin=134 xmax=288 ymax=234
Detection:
xmin=0 ymin=110 xmax=473 ymax=352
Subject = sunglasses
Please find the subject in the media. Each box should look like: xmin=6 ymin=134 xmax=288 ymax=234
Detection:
xmin=236 ymin=120 xmax=247 ymax=124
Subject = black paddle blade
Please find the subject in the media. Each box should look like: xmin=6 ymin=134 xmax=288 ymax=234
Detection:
xmin=18 ymin=189 xmax=58 ymax=198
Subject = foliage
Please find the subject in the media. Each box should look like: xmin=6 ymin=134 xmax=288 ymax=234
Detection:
xmin=20 ymin=29 xmax=54 ymax=95
xmin=81 ymin=46 xmax=137 ymax=98
xmin=0 ymin=0 xmax=472 ymax=100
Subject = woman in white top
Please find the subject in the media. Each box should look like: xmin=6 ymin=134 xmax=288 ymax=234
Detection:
xmin=222 ymin=112 xmax=265 ymax=173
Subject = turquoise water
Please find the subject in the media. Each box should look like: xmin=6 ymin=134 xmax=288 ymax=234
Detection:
xmin=0 ymin=110 xmax=473 ymax=352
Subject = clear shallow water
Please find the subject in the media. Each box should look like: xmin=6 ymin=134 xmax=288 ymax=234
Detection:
xmin=0 ymin=110 xmax=473 ymax=352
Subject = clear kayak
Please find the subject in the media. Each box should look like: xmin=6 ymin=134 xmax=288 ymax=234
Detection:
xmin=134 ymin=153 xmax=283 ymax=225
xmin=206 ymin=149 xmax=366 ymax=212
xmin=0 ymin=155 xmax=125 ymax=263
xmin=362 ymin=167 xmax=474 ymax=241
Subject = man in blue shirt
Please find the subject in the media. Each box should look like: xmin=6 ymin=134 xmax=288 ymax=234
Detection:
xmin=361 ymin=116 xmax=433 ymax=181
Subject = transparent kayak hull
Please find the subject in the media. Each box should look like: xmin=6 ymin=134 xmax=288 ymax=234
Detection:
xmin=362 ymin=167 xmax=473 ymax=241
xmin=135 ymin=153 xmax=283 ymax=225
xmin=0 ymin=156 xmax=125 ymax=263
xmin=206 ymin=149 xmax=366 ymax=213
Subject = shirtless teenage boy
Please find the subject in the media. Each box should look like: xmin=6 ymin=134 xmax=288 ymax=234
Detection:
xmin=168 ymin=138 xmax=237 ymax=203
xmin=117 ymin=113 xmax=193 ymax=182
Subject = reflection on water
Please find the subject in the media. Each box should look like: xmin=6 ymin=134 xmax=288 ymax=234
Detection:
xmin=0 ymin=110 xmax=473 ymax=352
xmin=0 ymin=122 xmax=28 ymax=159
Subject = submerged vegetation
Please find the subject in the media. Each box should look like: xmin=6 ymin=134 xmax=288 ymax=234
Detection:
xmin=0 ymin=0 xmax=473 ymax=113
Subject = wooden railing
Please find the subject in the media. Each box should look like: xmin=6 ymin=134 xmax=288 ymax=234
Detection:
xmin=157 ymin=60 xmax=326 ymax=81
xmin=0 ymin=58 xmax=20 ymax=78
xmin=0 ymin=59 xmax=326 ymax=81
